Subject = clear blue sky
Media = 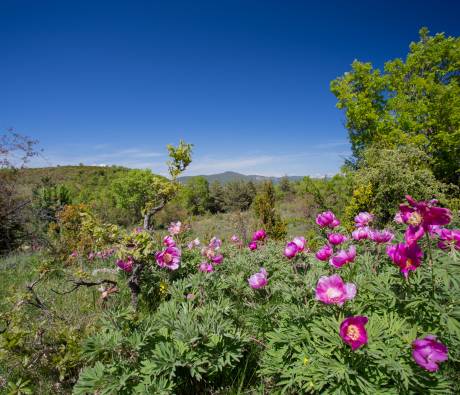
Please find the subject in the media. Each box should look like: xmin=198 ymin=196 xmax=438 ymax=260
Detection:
xmin=2 ymin=0 xmax=459 ymax=176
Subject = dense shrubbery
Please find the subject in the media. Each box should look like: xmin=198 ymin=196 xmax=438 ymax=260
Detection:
xmin=2 ymin=193 xmax=459 ymax=393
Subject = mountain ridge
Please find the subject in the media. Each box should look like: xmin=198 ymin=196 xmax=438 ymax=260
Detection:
xmin=178 ymin=171 xmax=304 ymax=184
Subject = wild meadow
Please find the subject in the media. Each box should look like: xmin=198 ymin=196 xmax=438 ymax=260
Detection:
xmin=1 ymin=29 xmax=459 ymax=394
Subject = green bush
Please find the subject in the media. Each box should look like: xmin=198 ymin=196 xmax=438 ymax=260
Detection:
xmin=345 ymin=146 xmax=449 ymax=226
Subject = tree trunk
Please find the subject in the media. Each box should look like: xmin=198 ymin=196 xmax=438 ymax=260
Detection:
xmin=128 ymin=263 xmax=143 ymax=310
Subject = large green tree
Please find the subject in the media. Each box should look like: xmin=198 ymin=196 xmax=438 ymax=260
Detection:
xmin=331 ymin=28 xmax=460 ymax=184
xmin=181 ymin=176 xmax=210 ymax=215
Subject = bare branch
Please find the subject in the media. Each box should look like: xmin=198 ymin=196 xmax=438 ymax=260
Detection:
xmin=51 ymin=278 xmax=118 ymax=295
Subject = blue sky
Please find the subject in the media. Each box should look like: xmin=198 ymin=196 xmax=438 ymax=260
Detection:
xmin=2 ymin=1 xmax=459 ymax=176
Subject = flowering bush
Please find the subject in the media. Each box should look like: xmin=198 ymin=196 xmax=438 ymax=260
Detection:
xmin=5 ymin=195 xmax=459 ymax=393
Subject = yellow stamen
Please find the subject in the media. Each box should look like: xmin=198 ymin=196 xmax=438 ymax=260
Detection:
xmin=346 ymin=325 xmax=360 ymax=341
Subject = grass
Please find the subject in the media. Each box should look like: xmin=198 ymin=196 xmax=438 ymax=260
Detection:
xmin=0 ymin=251 xmax=123 ymax=394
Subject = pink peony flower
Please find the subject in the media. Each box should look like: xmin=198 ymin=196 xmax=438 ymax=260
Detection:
xmin=163 ymin=235 xmax=176 ymax=247
xmin=186 ymin=293 xmax=195 ymax=300
xmin=209 ymin=236 xmax=222 ymax=250
xmin=117 ymin=257 xmax=133 ymax=273
xmin=328 ymin=233 xmax=348 ymax=245
xmin=201 ymin=246 xmax=216 ymax=260
xmin=412 ymin=335 xmax=448 ymax=372
xmin=187 ymin=238 xmax=200 ymax=250
xmin=315 ymin=275 xmax=356 ymax=306
xmin=315 ymin=245 xmax=333 ymax=261
xmin=88 ymin=252 xmax=95 ymax=260
xmin=284 ymin=242 xmax=299 ymax=259
xmin=199 ymin=262 xmax=214 ymax=273
xmin=211 ymin=254 xmax=224 ymax=265
xmin=437 ymin=229 xmax=460 ymax=251
xmin=155 ymin=246 xmax=181 ymax=270
xmin=248 ymin=241 xmax=258 ymax=251
xmin=330 ymin=245 xmax=356 ymax=268
xmin=369 ymin=229 xmax=394 ymax=244
xmin=316 ymin=211 xmax=340 ymax=228
xmin=428 ymin=225 xmax=442 ymax=237
xmin=340 ymin=316 xmax=368 ymax=350
xmin=400 ymin=195 xmax=452 ymax=245
xmin=292 ymin=236 xmax=306 ymax=252
xmin=248 ymin=268 xmax=268 ymax=289
xmin=394 ymin=211 xmax=406 ymax=224
xmin=70 ymin=250 xmax=78 ymax=258
xmin=352 ymin=227 xmax=370 ymax=241
xmin=252 ymin=229 xmax=267 ymax=242
xmin=386 ymin=242 xmax=423 ymax=278
xmin=354 ymin=212 xmax=373 ymax=228
xmin=231 ymin=234 xmax=240 ymax=243
xmin=168 ymin=221 xmax=182 ymax=235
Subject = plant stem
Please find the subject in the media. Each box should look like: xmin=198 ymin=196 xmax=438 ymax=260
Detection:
xmin=425 ymin=233 xmax=435 ymax=297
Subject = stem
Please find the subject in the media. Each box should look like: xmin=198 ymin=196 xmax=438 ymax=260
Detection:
xmin=425 ymin=233 xmax=435 ymax=297
xmin=372 ymin=244 xmax=381 ymax=273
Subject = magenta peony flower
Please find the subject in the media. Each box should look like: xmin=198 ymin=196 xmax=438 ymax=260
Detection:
xmin=248 ymin=241 xmax=258 ymax=251
xmin=248 ymin=268 xmax=268 ymax=289
xmin=252 ymin=229 xmax=267 ymax=242
xmin=117 ymin=257 xmax=133 ymax=273
xmin=330 ymin=245 xmax=356 ymax=268
xmin=199 ymin=262 xmax=214 ymax=273
xmin=284 ymin=242 xmax=299 ymax=259
xmin=187 ymin=238 xmax=200 ymax=250
xmin=412 ymin=335 xmax=448 ymax=372
xmin=168 ymin=221 xmax=182 ymax=235
xmin=316 ymin=211 xmax=340 ymax=228
xmin=315 ymin=244 xmax=333 ymax=261
xmin=292 ymin=236 xmax=306 ymax=252
xmin=400 ymin=195 xmax=452 ymax=245
xmin=437 ymin=229 xmax=460 ymax=251
xmin=328 ymin=233 xmax=348 ymax=245
xmin=352 ymin=227 xmax=370 ymax=241
xmin=369 ymin=229 xmax=394 ymax=244
xmin=163 ymin=235 xmax=176 ymax=247
xmin=340 ymin=316 xmax=368 ymax=350
xmin=211 ymin=254 xmax=223 ymax=265
xmin=209 ymin=236 xmax=222 ymax=250
xmin=354 ymin=212 xmax=373 ymax=228
xmin=155 ymin=246 xmax=181 ymax=270
xmin=315 ymin=275 xmax=356 ymax=306
xmin=386 ymin=242 xmax=423 ymax=278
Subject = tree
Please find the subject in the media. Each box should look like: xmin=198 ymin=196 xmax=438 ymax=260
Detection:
xmin=344 ymin=145 xmax=448 ymax=226
xmin=110 ymin=141 xmax=193 ymax=229
xmin=32 ymin=178 xmax=72 ymax=225
xmin=0 ymin=129 xmax=40 ymax=253
xmin=253 ymin=181 xmax=287 ymax=240
xmin=182 ymin=176 xmax=210 ymax=215
xmin=223 ymin=180 xmax=256 ymax=212
xmin=208 ymin=180 xmax=226 ymax=213
xmin=331 ymin=28 xmax=460 ymax=184
xmin=279 ymin=175 xmax=291 ymax=193
xmin=110 ymin=169 xmax=160 ymax=220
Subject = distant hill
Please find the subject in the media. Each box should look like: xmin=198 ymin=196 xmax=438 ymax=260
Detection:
xmin=10 ymin=167 xmax=305 ymax=198
xmin=11 ymin=165 xmax=131 ymax=199
xmin=178 ymin=171 xmax=304 ymax=184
